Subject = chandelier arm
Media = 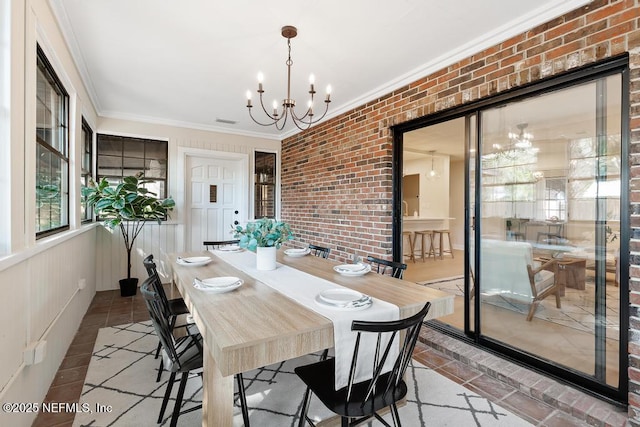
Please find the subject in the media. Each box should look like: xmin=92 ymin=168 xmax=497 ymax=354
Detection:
xmin=290 ymin=112 xmax=314 ymax=131
xmin=258 ymin=92 xmax=280 ymax=122
xmin=289 ymin=106 xmax=311 ymax=122
xmin=248 ymin=107 xmax=278 ymax=127
xmin=292 ymin=100 xmax=330 ymax=126
xmin=274 ymin=107 xmax=289 ymax=131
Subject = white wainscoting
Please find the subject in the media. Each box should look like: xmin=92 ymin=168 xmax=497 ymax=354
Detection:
xmin=95 ymin=222 xmax=182 ymax=291
xmin=0 ymin=228 xmax=97 ymax=427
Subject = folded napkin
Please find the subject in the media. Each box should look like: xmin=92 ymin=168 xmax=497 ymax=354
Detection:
xmin=193 ymin=276 xmax=241 ymax=290
xmin=335 ymin=263 xmax=368 ymax=273
xmin=316 ymin=294 xmax=372 ymax=309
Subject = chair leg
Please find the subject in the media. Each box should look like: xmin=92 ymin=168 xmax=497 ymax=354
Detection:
xmin=390 ymin=402 xmax=402 ymax=426
xmin=236 ymin=373 xmax=250 ymax=426
xmin=555 ymin=291 xmax=562 ymax=308
xmin=158 ymin=371 xmax=176 ymax=423
xmin=170 ymin=372 xmax=189 ymax=427
xmin=156 ymin=353 xmax=164 ymax=382
xmin=527 ymin=301 xmax=538 ymax=321
xmin=297 ymin=387 xmax=313 ymax=427
xmin=157 ymin=314 xmax=178 ymax=383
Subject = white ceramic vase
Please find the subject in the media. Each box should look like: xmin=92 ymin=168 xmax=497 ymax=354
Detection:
xmin=256 ymin=246 xmax=277 ymax=270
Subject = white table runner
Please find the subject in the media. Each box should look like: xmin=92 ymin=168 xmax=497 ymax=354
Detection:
xmin=210 ymin=249 xmax=399 ymax=390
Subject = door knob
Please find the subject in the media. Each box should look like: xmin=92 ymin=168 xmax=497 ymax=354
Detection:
xmin=234 ymin=220 xmax=239 ymax=225
xmin=234 ymin=210 xmax=239 ymax=215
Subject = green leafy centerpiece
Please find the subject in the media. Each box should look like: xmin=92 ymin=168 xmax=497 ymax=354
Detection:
xmin=82 ymin=173 xmax=175 ymax=295
xmin=232 ymin=218 xmax=294 ymax=270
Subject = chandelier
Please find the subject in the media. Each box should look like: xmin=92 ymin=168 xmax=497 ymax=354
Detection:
xmin=486 ymin=123 xmax=536 ymax=161
xmin=245 ymin=26 xmax=332 ymax=131
xmin=508 ymin=123 xmax=533 ymax=148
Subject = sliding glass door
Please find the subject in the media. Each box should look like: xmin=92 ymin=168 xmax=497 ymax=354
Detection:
xmin=475 ymin=72 xmax=624 ymax=390
xmin=395 ymin=58 xmax=628 ymax=402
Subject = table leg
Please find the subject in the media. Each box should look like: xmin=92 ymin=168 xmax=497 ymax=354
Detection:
xmin=202 ymin=340 xmax=234 ymax=426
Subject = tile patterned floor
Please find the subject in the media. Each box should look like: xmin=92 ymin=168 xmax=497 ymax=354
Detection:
xmin=33 ymin=289 xmax=628 ymax=427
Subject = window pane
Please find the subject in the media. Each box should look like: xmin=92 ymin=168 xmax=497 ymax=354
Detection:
xmin=125 ymin=140 xmax=145 ymax=158
xmin=123 ymin=156 xmax=145 ymax=175
xmin=479 ymin=74 xmax=621 ymax=387
xmin=81 ymin=119 xmax=93 ymax=221
xmin=145 ymin=140 xmax=167 ymax=160
xmin=36 ymin=46 xmax=68 ymax=236
xmin=97 ymin=136 xmax=122 ymax=156
xmin=36 ymin=144 xmax=68 ymax=232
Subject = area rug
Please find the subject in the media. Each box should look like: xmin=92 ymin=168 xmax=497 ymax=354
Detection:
xmin=419 ymin=276 xmax=620 ymax=335
xmin=73 ymin=322 xmax=532 ymax=427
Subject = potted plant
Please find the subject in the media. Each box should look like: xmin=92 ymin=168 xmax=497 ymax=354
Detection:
xmin=82 ymin=173 xmax=175 ymax=296
xmin=232 ymin=218 xmax=294 ymax=270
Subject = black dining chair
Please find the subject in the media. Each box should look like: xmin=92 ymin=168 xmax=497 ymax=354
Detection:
xmin=295 ymin=302 xmax=431 ymax=427
xmin=308 ymin=244 xmax=331 ymax=259
xmin=140 ymin=278 xmax=252 ymax=427
xmin=204 ymin=239 xmax=240 ymax=250
xmin=143 ymin=254 xmax=192 ymax=382
xmin=366 ymin=255 xmax=407 ymax=279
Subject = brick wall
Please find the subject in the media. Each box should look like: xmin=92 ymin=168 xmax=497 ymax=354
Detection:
xmin=282 ymin=0 xmax=640 ymax=421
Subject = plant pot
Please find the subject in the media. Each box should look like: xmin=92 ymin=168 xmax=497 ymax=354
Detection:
xmin=119 ymin=278 xmax=139 ymax=297
xmin=256 ymin=246 xmax=277 ymax=270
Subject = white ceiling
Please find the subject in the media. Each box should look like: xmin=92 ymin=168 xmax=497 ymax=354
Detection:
xmin=50 ymin=0 xmax=590 ymax=140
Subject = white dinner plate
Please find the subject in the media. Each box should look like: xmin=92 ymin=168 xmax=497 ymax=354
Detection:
xmin=333 ymin=263 xmax=371 ymax=276
xmin=318 ymin=288 xmax=364 ymax=305
xmin=197 ymin=276 xmax=241 ymax=288
xmin=314 ymin=294 xmax=372 ymax=311
xmin=216 ymin=245 xmax=243 ymax=252
xmin=176 ymin=256 xmax=212 ymax=266
xmin=284 ymin=248 xmax=311 ymax=257
xmin=193 ymin=277 xmax=243 ymax=293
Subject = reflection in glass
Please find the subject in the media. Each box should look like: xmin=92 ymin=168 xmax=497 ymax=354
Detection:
xmin=479 ymin=74 xmax=621 ymax=387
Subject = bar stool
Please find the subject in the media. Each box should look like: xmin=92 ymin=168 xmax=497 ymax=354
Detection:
xmin=414 ymin=230 xmax=436 ymax=262
xmin=432 ymin=229 xmax=454 ymax=259
xmin=402 ymin=231 xmax=415 ymax=263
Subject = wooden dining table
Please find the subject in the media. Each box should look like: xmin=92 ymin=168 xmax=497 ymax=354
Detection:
xmin=168 ymin=249 xmax=454 ymax=426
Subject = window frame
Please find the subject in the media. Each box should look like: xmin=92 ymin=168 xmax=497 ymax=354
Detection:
xmin=96 ymin=134 xmax=169 ymax=211
xmin=80 ymin=118 xmax=94 ymax=223
xmin=35 ymin=44 xmax=69 ymax=239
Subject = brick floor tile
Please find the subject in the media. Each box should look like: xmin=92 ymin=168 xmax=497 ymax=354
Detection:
xmin=438 ymin=359 xmax=482 ymax=383
xmin=501 ymin=390 xmax=556 ymax=424
xmin=543 ymin=409 xmax=593 ymax=427
xmin=468 ymin=373 xmax=518 ymax=400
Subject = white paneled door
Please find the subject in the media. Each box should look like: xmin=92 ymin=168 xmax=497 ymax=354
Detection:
xmin=186 ymin=155 xmax=245 ymax=251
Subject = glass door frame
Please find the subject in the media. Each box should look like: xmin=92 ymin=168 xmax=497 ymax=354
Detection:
xmin=391 ymin=55 xmax=629 ymax=403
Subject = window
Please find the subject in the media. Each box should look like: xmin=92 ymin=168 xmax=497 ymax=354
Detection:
xmin=96 ymin=134 xmax=168 ymax=198
xmin=541 ymin=177 xmax=566 ymax=221
xmin=80 ymin=119 xmax=93 ymax=222
xmin=480 ymin=150 xmax=537 ymax=219
xmin=568 ymin=136 xmax=621 ymax=221
xmin=36 ymin=45 xmax=69 ymax=237
xmin=254 ymin=151 xmax=276 ymax=218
